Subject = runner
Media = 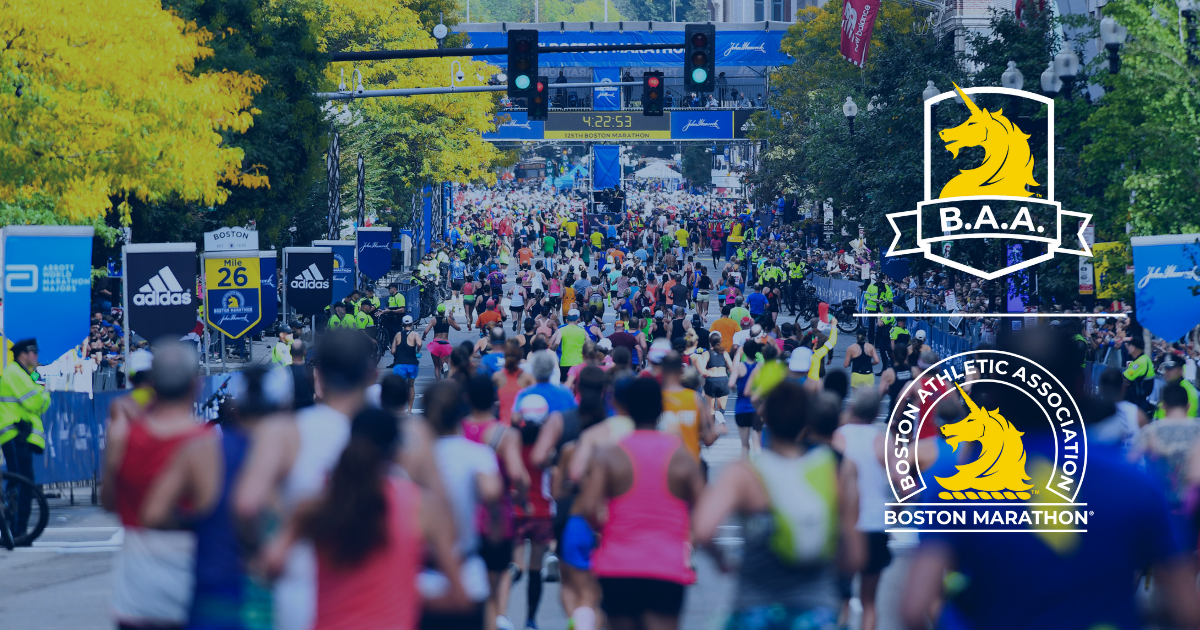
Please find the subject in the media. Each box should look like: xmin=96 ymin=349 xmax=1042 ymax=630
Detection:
xmin=424 ymin=304 xmax=462 ymax=379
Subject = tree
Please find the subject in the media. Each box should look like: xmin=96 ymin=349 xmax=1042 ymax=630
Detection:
xmin=319 ymin=0 xmax=504 ymax=231
xmin=126 ymin=0 xmax=331 ymax=248
xmin=0 ymin=0 xmax=266 ymax=225
xmin=682 ymin=146 xmax=711 ymax=187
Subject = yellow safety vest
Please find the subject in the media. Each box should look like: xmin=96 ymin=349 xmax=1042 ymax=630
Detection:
xmin=0 ymin=361 xmax=49 ymax=451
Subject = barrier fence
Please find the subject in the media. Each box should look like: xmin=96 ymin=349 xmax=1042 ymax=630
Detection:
xmin=26 ymin=374 xmax=234 ymax=489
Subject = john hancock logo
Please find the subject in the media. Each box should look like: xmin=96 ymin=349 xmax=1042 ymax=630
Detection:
xmin=886 ymin=85 xmax=1093 ymax=279
xmin=884 ymin=350 xmax=1089 ymax=532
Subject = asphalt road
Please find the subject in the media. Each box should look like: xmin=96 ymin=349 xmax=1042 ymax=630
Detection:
xmin=0 ymin=251 xmax=919 ymax=630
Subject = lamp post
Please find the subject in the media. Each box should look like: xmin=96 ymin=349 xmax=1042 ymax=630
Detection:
xmin=1000 ymin=60 xmax=1026 ymax=126
xmin=922 ymin=80 xmax=940 ymax=129
xmin=1099 ymin=16 xmax=1129 ymax=74
xmin=1053 ymin=46 xmax=1080 ymax=98
xmin=843 ymin=96 xmax=858 ymax=135
xmin=1040 ymin=61 xmax=1062 ymax=98
xmin=1180 ymin=0 xmax=1198 ymax=66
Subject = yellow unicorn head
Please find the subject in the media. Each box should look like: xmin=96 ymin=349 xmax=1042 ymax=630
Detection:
xmin=938 ymin=84 xmax=1039 ymax=199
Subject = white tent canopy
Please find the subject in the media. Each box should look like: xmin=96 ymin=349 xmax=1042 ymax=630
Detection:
xmin=633 ymin=162 xmax=683 ymax=180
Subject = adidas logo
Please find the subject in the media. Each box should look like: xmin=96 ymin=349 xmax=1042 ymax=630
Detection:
xmin=134 ymin=267 xmax=192 ymax=306
xmin=290 ymin=263 xmax=330 ymax=290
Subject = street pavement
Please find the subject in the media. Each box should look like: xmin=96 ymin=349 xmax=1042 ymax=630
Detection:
xmin=0 ymin=251 xmax=918 ymax=630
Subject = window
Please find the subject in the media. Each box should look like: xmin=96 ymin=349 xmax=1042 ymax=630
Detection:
xmin=754 ymin=0 xmax=764 ymax=20
xmin=772 ymin=0 xmax=783 ymax=20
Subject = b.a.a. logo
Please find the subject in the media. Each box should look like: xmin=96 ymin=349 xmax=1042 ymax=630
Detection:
xmin=885 ymin=85 xmax=1093 ymax=280
xmin=884 ymin=350 xmax=1089 ymax=532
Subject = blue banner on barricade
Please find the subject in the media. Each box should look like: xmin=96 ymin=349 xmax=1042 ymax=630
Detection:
xmin=810 ymin=276 xmax=863 ymax=306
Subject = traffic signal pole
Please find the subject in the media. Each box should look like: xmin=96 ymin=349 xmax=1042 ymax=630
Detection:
xmin=330 ymin=43 xmax=684 ymax=62
xmin=315 ymin=81 xmax=642 ymax=100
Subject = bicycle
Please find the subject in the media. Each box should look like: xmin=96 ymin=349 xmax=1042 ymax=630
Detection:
xmin=0 ymin=469 xmax=49 ymax=550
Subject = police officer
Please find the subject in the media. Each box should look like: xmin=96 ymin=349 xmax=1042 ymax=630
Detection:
xmin=1155 ymin=354 xmax=1199 ymax=418
xmin=362 ymin=286 xmax=381 ymax=311
xmin=877 ymin=304 xmax=896 ymax=370
xmin=1122 ymin=336 xmax=1154 ymax=415
xmin=355 ymin=299 xmax=377 ymax=331
xmin=327 ymin=302 xmax=354 ymax=330
xmin=0 ymin=338 xmax=50 ymax=540
xmin=863 ymin=274 xmax=882 ymax=342
xmin=787 ymin=257 xmax=806 ymax=315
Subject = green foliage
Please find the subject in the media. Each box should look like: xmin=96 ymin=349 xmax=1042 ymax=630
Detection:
xmin=128 ymin=0 xmax=330 ymax=249
xmin=470 ymin=0 xmax=623 ymax=22
xmin=681 ymin=146 xmax=711 ymax=186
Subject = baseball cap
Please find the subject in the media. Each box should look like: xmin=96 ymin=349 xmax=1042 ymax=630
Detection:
xmin=597 ymin=338 xmax=613 ymax=351
xmin=437 ymin=304 xmax=446 ymax=313
xmin=402 ymin=315 xmax=414 ymax=325
xmin=915 ymin=329 xmax=927 ymax=340
xmin=655 ymin=310 xmax=665 ymax=319
xmin=128 ymin=349 xmax=154 ymax=375
xmin=647 ymin=339 xmax=672 ymax=364
xmin=740 ymin=316 xmax=753 ymax=327
xmin=518 ymin=394 xmax=550 ymax=424
xmin=788 ymin=347 xmax=813 ymax=372
xmin=486 ymin=299 xmax=496 ymax=307
xmin=568 ymin=308 xmax=580 ymax=320
xmin=1163 ymin=355 xmax=1184 ymax=369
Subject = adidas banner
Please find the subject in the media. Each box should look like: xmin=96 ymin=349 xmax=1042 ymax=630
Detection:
xmin=284 ymin=247 xmax=333 ymax=316
xmin=313 ymin=240 xmax=355 ymax=305
xmin=356 ymin=227 xmax=392 ymax=281
xmin=123 ymin=243 xmax=197 ymax=343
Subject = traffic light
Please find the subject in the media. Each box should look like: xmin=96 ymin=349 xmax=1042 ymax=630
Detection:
xmin=529 ymin=76 xmax=549 ymax=120
xmin=506 ymin=30 xmax=538 ymax=98
xmin=642 ymin=71 xmax=664 ymax=116
xmin=683 ymin=23 xmax=715 ymax=93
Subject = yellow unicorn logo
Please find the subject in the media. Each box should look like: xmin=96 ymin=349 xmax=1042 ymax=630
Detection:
xmin=938 ymin=84 xmax=1039 ymax=199
xmin=935 ymin=383 xmax=1034 ymax=500
xmin=226 ymin=295 xmax=240 ymax=308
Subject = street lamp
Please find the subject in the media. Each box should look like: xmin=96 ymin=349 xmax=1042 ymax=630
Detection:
xmin=1040 ymin=61 xmax=1062 ymax=98
xmin=843 ymin=96 xmax=858 ymax=135
xmin=1053 ymin=46 xmax=1080 ymax=98
xmin=1001 ymin=61 xmax=1024 ymax=90
xmin=1099 ymin=16 xmax=1129 ymax=74
xmin=923 ymin=80 xmax=941 ymax=129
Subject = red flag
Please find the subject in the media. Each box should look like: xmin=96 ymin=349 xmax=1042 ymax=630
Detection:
xmin=839 ymin=0 xmax=881 ymax=67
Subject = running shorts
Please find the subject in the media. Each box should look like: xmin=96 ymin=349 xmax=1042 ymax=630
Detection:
xmin=734 ymin=411 xmax=761 ymax=430
xmin=704 ymin=377 xmax=730 ymax=398
xmin=428 ymin=339 xmax=452 ymax=358
xmin=851 ymin=372 xmax=875 ymax=390
xmin=599 ymin=578 xmax=686 ymax=618
xmin=559 ymin=515 xmax=596 ymax=570
xmin=864 ymin=531 xmax=893 ymax=574
xmin=392 ymin=363 xmax=419 ymax=379
xmin=451 ymin=280 xmax=464 ymax=291
xmin=514 ymin=516 xmax=554 ymax=545
xmin=479 ymin=537 xmax=514 ymax=573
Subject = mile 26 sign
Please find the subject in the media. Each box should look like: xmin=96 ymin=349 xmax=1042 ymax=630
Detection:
xmin=203 ymin=252 xmax=262 ymax=339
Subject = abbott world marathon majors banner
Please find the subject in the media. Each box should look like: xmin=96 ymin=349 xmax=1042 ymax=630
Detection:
xmin=2 ymin=226 xmax=94 ymax=361
xmin=123 ymin=243 xmax=197 ymax=343
xmin=284 ymin=247 xmax=333 ymax=315
xmin=1132 ymin=234 xmax=1200 ymax=341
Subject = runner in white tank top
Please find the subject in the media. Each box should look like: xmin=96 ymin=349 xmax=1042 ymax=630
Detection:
xmin=831 ymin=389 xmax=892 ymax=630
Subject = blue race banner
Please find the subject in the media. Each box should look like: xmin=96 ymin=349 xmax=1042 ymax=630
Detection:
xmin=593 ymin=145 xmax=621 ymax=190
xmin=593 ymin=67 xmax=621 ymax=111
xmin=249 ymin=251 xmax=278 ymax=336
xmin=671 ymin=110 xmax=734 ymax=139
xmin=483 ymin=111 xmax=545 ymax=140
xmin=3 ymin=226 xmax=94 ymax=361
xmin=1132 ymin=234 xmax=1200 ymax=341
xmin=460 ymin=29 xmax=793 ymax=68
xmin=357 ymin=227 xmax=392 ymax=280
xmin=312 ymin=240 xmax=356 ymax=305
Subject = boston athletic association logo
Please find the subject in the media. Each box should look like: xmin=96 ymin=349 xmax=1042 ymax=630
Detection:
xmin=885 ymin=350 xmax=1088 ymax=532
xmin=885 ymin=85 xmax=1093 ymax=280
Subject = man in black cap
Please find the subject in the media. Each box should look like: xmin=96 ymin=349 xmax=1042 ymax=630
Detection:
xmin=1155 ymin=354 xmax=1199 ymax=419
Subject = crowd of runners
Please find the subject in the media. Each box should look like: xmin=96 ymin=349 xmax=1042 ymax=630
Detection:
xmin=99 ymin=183 xmax=1200 ymax=630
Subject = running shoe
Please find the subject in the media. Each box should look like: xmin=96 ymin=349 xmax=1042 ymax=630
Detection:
xmin=542 ymin=554 xmax=560 ymax=583
xmin=525 ymin=622 xmax=539 ymax=630
xmin=496 ymin=615 xmax=516 ymax=630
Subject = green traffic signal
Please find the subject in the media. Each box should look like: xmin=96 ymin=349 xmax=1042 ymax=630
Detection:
xmin=514 ymin=74 xmax=531 ymax=90
xmin=691 ymin=68 xmax=708 ymax=84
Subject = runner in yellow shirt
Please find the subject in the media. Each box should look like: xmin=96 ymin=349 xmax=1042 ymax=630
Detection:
xmin=674 ymin=226 xmax=690 ymax=257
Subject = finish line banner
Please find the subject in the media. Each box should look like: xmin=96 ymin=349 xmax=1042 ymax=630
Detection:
xmin=488 ymin=110 xmax=740 ymax=141
xmin=461 ymin=29 xmax=793 ymax=68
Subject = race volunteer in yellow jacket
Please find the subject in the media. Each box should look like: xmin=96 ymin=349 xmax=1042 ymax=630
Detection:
xmin=0 ymin=338 xmax=50 ymax=540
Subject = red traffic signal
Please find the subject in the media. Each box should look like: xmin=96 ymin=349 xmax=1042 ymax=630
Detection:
xmin=642 ymin=71 xmax=665 ymax=116
xmin=647 ymin=76 xmax=660 ymax=89
xmin=537 ymin=81 xmax=545 ymax=92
